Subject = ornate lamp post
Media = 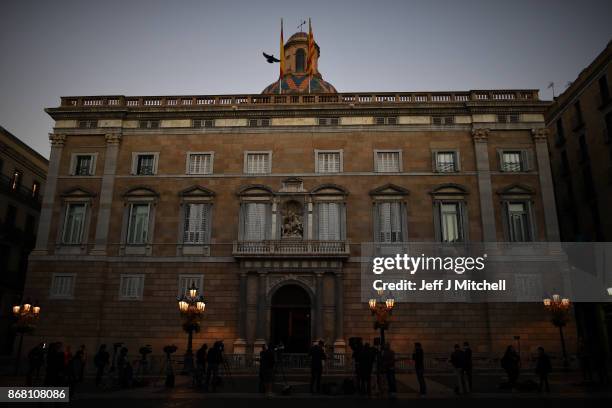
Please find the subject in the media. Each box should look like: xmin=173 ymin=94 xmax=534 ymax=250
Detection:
xmin=368 ymin=291 xmax=395 ymax=349
xmin=12 ymin=299 xmax=41 ymax=375
xmin=177 ymin=283 xmax=205 ymax=373
xmin=543 ymin=294 xmax=571 ymax=369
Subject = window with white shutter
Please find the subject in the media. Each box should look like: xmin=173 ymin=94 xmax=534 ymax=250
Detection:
xmin=506 ymin=202 xmax=532 ymax=242
xmin=316 ymin=151 xmax=342 ymax=173
xmin=440 ymin=203 xmax=463 ymax=242
xmin=501 ymin=151 xmax=523 ymax=172
xmin=244 ymin=203 xmax=267 ymax=240
xmin=188 ymin=153 xmax=213 ymax=174
xmin=127 ymin=204 xmax=150 ymax=244
xmin=378 ymin=202 xmax=402 ymax=242
xmin=318 ymin=203 xmax=341 ymax=240
xmin=178 ymin=274 xmax=204 ymax=297
xmin=50 ymin=274 xmax=75 ymax=298
xmin=62 ymin=203 xmax=86 ymax=244
xmin=245 ymin=152 xmax=271 ymax=174
xmin=119 ymin=274 xmax=145 ymax=300
xmin=183 ymin=203 xmax=211 ymax=244
xmin=375 ymin=151 xmax=401 ymax=172
xmin=435 ymin=152 xmax=457 ymax=172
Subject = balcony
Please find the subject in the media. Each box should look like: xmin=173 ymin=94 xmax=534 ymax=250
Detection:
xmin=232 ymin=240 xmax=350 ymax=258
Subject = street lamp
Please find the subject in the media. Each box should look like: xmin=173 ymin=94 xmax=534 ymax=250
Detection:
xmin=368 ymin=291 xmax=395 ymax=349
xmin=543 ymin=294 xmax=571 ymax=369
xmin=12 ymin=299 xmax=41 ymax=375
xmin=177 ymin=283 xmax=205 ymax=373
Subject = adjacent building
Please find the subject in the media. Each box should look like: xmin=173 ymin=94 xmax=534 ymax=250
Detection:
xmin=546 ymin=40 xmax=612 ymax=362
xmin=23 ymin=31 xmax=571 ymax=359
xmin=0 ymin=126 xmax=48 ymax=354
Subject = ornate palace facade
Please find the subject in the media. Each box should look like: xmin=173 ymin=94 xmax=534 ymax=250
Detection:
xmin=24 ymin=31 xmax=571 ymax=358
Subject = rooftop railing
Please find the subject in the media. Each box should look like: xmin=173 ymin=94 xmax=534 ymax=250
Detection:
xmin=59 ymin=90 xmax=539 ymax=109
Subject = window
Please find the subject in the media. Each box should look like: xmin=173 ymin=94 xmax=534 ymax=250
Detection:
xmin=317 ymin=117 xmax=339 ymax=126
xmin=139 ymin=120 xmax=160 ymax=129
xmin=248 ymin=118 xmax=271 ymax=127
xmin=604 ymin=113 xmax=612 ymax=143
xmin=497 ymin=114 xmax=519 ymax=124
xmin=119 ymin=274 xmax=145 ymax=300
xmin=579 ymin=134 xmax=589 ymax=162
xmin=50 ymin=274 xmax=75 ymax=299
xmin=193 ymin=119 xmax=214 ymax=128
xmin=375 ymin=151 xmax=401 ymax=172
xmin=296 ymin=48 xmax=305 ymax=73
xmin=432 ymin=116 xmax=454 ymax=125
xmin=183 ymin=203 xmax=211 ymax=244
xmin=377 ymin=202 xmax=403 ymax=242
xmin=501 ymin=151 xmax=524 ymax=172
xmin=435 ymin=151 xmax=458 ymax=172
xmin=506 ymin=202 xmax=532 ymax=242
xmin=573 ymin=101 xmax=583 ymax=128
xmin=61 ymin=203 xmax=86 ymax=244
xmin=245 ymin=152 xmax=271 ymax=174
xmin=317 ymin=202 xmax=341 ymax=240
xmin=132 ymin=153 xmax=158 ymax=175
xmin=599 ymin=75 xmax=610 ymax=105
xmin=127 ymin=204 xmax=150 ymax=244
xmin=375 ymin=117 xmax=398 ymax=125
xmin=5 ymin=205 xmax=17 ymax=228
xmin=10 ymin=170 xmax=21 ymax=191
xmin=555 ymin=119 xmax=566 ymax=145
xmin=439 ymin=203 xmax=464 ymax=242
xmin=72 ymin=154 xmax=96 ymax=176
xmin=31 ymin=181 xmax=40 ymax=199
xmin=244 ymin=202 xmax=267 ymax=241
xmin=316 ymin=150 xmax=342 ymax=173
xmin=78 ymin=120 xmax=97 ymax=129
xmin=187 ymin=153 xmax=213 ymax=175
xmin=560 ymin=150 xmax=570 ymax=177
xmin=178 ymin=275 xmax=203 ymax=297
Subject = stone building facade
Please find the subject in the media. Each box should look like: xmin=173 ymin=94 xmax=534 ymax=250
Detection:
xmin=0 ymin=126 xmax=48 ymax=354
xmin=23 ymin=32 xmax=572 ymax=359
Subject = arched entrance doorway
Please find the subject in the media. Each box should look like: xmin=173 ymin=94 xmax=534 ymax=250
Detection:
xmin=270 ymin=284 xmax=311 ymax=353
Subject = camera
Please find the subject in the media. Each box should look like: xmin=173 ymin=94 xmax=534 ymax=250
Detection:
xmin=273 ymin=344 xmax=285 ymax=352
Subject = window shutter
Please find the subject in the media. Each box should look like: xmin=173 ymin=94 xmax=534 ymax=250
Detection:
xmin=521 ymin=150 xmax=529 ymax=171
xmin=265 ymin=203 xmax=272 ymax=239
xmin=400 ymin=202 xmax=408 ymax=241
xmin=459 ymin=201 xmax=469 ymax=242
xmin=433 ymin=201 xmax=441 ymax=242
xmin=501 ymin=201 xmax=511 ymax=241
xmin=340 ymin=203 xmax=347 ymax=240
xmin=373 ymin=203 xmax=380 ymax=242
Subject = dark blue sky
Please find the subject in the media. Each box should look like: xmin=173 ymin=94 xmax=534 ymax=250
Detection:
xmin=1 ymin=0 xmax=611 ymax=156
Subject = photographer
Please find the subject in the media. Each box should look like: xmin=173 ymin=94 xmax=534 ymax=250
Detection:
xmin=205 ymin=341 xmax=223 ymax=392
xmin=259 ymin=344 xmax=275 ymax=396
xmin=309 ymin=340 xmax=326 ymax=394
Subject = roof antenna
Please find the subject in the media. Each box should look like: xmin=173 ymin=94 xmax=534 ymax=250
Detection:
xmin=298 ymin=20 xmax=306 ymax=32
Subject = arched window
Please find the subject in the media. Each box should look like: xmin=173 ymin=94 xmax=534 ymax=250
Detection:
xmin=296 ymin=49 xmax=305 ymax=73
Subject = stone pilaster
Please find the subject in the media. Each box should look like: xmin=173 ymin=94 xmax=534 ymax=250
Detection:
xmin=254 ymin=272 xmax=267 ymax=348
xmin=532 ymin=128 xmax=561 ymax=241
xmin=315 ymin=272 xmax=324 ymax=340
xmin=472 ymin=128 xmax=497 ymax=242
xmin=90 ymin=133 xmax=121 ymax=255
xmin=233 ymin=272 xmax=248 ymax=354
xmin=333 ymin=272 xmax=346 ymax=353
xmin=32 ymin=133 xmax=66 ymax=255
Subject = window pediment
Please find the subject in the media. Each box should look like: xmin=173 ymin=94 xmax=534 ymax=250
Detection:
xmin=430 ymin=183 xmax=468 ymax=197
xmin=179 ymin=185 xmax=215 ymax=198
xmin=237 ymin=184 xmax=274 ymax=197
xmin=497 ymin=184 xmax=535 ymax=196
xmin=122 ymin=186 xmax=159 ymax=200
xmin=60 ymin=186 xmax=96 ymax=199
xmin=369 ymin=183 xmax=410 ymax=198
xmin=311 ymin=183 xmax=348 ymax=196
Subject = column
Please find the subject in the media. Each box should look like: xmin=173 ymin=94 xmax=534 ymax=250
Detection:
xmin=532 ymin=128 xmax=561 ymax=241
xmin=315 ymin=272 xmax=324 ymax=340
xmin=90 ymin=133 xmax=122 ymax=255
xmin=233 ymin=272 xmax=248 ymax=354
xmin=472 ymin=128 xmax=497 ymax=241
xmin=333 ymin=272 xmax=346 ymax=353
xmin=254 ymin=272 xmax=267 ymax=349
xmin=32 ymin=133 xmax=66 ymax=255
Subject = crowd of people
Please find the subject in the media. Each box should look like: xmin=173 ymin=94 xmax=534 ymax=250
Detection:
xmin=21 ymin=337 xmax=609 ymax=397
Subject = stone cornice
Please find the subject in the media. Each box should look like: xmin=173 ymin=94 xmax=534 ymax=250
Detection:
xmin=531 ymin=128 xmax=549 ymax=143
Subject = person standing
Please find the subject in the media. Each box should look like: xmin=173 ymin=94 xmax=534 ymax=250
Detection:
xmin=535 ymin=347 xmax=551 ymax=392
xmin=382 ymin=342 xmax=397 ymax=398
xmin=359 ymin=343 xmax=374 ymax=395
xmin=463 ymin=342 xmax=472 ymax=392
xmin=413 ymin=342 xmax=427 ymax=396
xmin=309 ymin=340 xmax=326 ymax=394
xmin=94 ymin=344 xmax=110 ymax=387
xmin=450 ymin=344 xmax=467 ymax=395
xmin=195 ymin=344 xmax=207 ymax=388
xmin=501 ymin=345 xmax=520 ymax=389
xmin=73 ymin=345 xmax=87 ymax=383
xmin=259 ymin=344 xmax=275 ymax=397
xmin=26 ymin=343 xmax=45 ymax=386
xmin=205 ymin=342 xmax=222 ymax=392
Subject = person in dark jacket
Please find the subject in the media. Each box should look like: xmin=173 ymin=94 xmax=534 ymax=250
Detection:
xmin=358 ymin=343 xmax=374 ymax=395
xmin=205 ymin=342 xmax=223 ymax=392
xmin=195 ymin=344 xmax=207 ymax=388
xmin=412 ymin=342 xmax=427 ymax=396
xmin=535 ymin=347 xmax=552 ymax=392
xmin=463 ymin=342 xmax=473 ymax=392
xmin=382 ymin=343 xmax=397 ymax=397
xmin=501 ymin=345 xmax=520 ymax=388
xmin=309 ymin=340 xmax=326 ymax=393
xmin=26 ymin=343 xmax=45 ymax=386
xmin=73 ymin=345 xmax=87 ymax=383
xmin=259 ymin=344 xmax=275 ymax=396
xmin=94 ymin=344 xmax=110 ymax=387
xmin=450 ymin=344 xmax=467 ymax=394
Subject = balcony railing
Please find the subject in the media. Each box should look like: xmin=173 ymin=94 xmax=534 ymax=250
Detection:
xmin=233 ymin=240 xmax=350 ymax=257
xmin=58 ymin=90 xmax=540 ymax=109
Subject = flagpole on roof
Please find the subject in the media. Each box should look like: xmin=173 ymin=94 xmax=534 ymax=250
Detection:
xmin=279 ymin=18 xmax=284 ymax=95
